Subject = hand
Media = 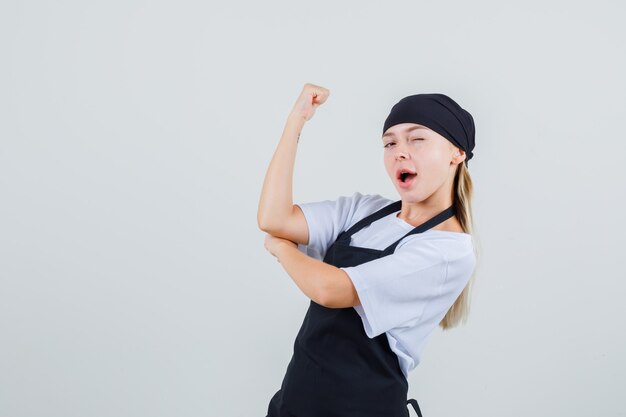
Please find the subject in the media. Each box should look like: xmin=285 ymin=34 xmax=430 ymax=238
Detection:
xmin=289 ymin=83 xmax=330 ymax=122
xmin=264 ymin=234 xmax=298 ymax=261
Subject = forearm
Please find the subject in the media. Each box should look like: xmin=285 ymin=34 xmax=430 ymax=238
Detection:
xmin=257 ymin=113 xmax=305 ymax=231
xmin=274 ymin=242 xmax=340 ymax=306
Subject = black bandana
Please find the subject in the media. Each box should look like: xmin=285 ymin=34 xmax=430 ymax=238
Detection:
xmin=382 ymin=93 xmax=475 ymax=166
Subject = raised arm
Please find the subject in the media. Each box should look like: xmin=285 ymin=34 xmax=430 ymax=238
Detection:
xmin=257 ymin=83 xmax=330 ymax=243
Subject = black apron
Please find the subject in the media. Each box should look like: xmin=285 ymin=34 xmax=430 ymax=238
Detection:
xmin=266 ymin=200 xmax=455 ymax=417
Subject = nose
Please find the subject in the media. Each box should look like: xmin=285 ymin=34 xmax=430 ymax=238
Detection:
xmin=394 ymin=147 xmax=409 ymax=160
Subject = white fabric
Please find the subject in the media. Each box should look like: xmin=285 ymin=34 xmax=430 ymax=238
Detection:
xmin=296 ymin=191 xmax=476 ymax=379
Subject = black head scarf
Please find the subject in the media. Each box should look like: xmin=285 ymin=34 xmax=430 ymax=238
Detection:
xmin=382 ymin=93 xmax=476 ymax=167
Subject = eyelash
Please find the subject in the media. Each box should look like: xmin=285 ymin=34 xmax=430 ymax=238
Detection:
xmin=383 ymin=138 xmax=423 ymax=148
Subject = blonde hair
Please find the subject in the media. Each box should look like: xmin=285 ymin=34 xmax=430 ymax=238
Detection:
xmin=439 ymin=160 xmax=480 ymax=330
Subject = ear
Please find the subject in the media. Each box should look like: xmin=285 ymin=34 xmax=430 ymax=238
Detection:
xmin=452 ymin=148 xmax=467 ymax=165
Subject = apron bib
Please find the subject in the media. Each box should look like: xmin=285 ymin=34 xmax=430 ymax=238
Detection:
xmin=267 ymin=200 xmax=455 ymax=417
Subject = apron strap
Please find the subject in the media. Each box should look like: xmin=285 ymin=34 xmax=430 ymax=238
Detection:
xmin=407 ymin=398 xmax=423 ymax=417
xmin=341 ymin=200 xmax=402 ymax=238
xmin=382 ymin=205 xmax=456 ymax=255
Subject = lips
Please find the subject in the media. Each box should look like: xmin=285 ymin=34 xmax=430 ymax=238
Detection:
xmin=396 ymin=168 xmax=417 ymax=181
xmin=395 ymin=167 xmax=417 ymax=189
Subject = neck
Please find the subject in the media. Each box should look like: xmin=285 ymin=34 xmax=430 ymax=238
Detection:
xmin=397 ymin=185 xmax=455 ymax=225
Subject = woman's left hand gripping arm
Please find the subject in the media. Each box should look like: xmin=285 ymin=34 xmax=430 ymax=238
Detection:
xmin=264 ymin=234 xmax=359 ymax=308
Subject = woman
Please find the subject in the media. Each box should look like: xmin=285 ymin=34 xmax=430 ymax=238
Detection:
xmin=258 ymin=83 xmax=478 ymax=417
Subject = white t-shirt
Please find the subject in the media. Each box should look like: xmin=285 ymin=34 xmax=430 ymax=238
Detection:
xmin=296 ymin=191 xmax=476 ymax=379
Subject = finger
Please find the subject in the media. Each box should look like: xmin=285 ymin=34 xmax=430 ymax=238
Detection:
xmin=313 ymin=91 xmax=329 ymax=105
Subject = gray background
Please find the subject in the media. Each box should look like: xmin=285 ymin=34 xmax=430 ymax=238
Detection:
xmin=1 ymin=1 xmax=625 ymax=416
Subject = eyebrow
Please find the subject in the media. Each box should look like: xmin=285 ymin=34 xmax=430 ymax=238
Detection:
xmin=382 ymin=125 xmax=429 ymax=139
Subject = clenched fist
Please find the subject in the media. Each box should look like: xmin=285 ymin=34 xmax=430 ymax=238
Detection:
xmin=289 ymin=83 xmax=330 ymax=122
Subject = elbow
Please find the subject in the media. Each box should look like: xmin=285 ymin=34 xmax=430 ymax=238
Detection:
xmin=315 ymin=288 xmax=331 ymax=308
xmin=257 ymin=201 xmax=273 ymax=232
xmin=257 ymin=215 xmax=267 ymax=232
xmin=315 ymin=281 xmax=336 ymax=308
xmin=257 ymin=213 xmax=274 ymax=233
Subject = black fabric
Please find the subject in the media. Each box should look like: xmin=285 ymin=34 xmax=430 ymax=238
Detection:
xmin=265 ymin=200 xmax=454 ymax=417
xmin=382 ymin=93 xmax=475 ymax=167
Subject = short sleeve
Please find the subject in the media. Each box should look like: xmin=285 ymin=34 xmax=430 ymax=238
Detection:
xmin=295 ymin=192 xmax=383 ymax=260
xmin=340 ymin=239 xmax=448 ymax=338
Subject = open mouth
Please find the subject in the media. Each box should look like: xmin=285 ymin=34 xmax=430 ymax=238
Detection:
xmin=397 ymin=167 xmax=418 ymax=184
xmin=396 ymin=168 xmax=417 ymax=188
xmin=399 ymin=172 xmax=417 ymax=183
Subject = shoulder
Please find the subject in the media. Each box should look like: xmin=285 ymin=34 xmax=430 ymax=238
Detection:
xmin=345 ymin=191 xmax=393 ymax=206
xmin=398 ymin=230 xmax=475 ymax=264
xmin=344 ymin=191 xmax=395 ymax=229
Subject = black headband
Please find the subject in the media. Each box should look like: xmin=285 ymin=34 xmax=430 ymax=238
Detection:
xmin=382 ymin=93 xmax=475 ymax=167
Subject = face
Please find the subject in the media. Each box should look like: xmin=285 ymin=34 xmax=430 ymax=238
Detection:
xmin=382 ymin=123 xmax=465 ymax=202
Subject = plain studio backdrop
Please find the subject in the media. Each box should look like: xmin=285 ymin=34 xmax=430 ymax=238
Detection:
xmin=1 ymin=1 xmax=625 ymax=416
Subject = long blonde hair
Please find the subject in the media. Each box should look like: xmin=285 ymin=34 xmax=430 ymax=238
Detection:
xmin=439 ymin=161 xmax=480 ymax=330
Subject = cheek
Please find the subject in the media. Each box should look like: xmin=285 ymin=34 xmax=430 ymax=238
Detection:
xmin=383 ymin=155 xmax=394 ymax=171
xmin=429 ymin=143 xmax=451 ymax=161
xmin=416 ymin=156 xmax=444 ymax=179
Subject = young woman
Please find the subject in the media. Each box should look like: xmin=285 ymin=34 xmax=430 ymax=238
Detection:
xmin=258 ymin=83 xmax=478 ymax=417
